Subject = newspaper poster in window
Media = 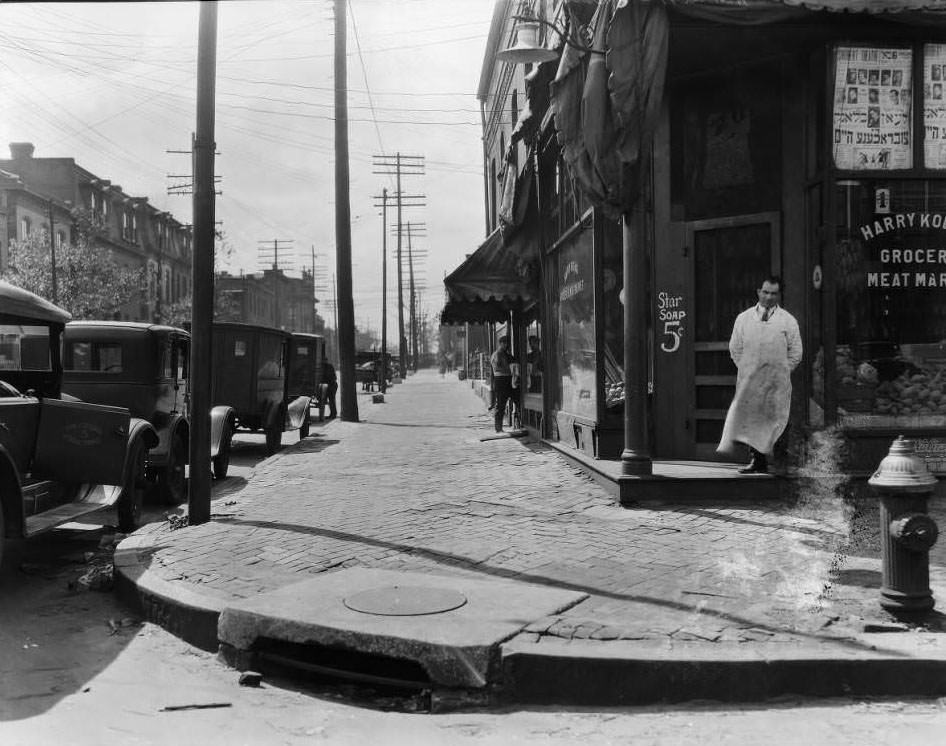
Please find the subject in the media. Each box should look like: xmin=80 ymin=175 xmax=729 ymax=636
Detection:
xmin=925 ymin=44 xmax=946 ymax=169
xmin=833 ymin=46 xmax=913 ymax=170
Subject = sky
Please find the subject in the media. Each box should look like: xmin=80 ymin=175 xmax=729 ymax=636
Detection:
xmin=0 ymin=0 xmax=497 ymax=337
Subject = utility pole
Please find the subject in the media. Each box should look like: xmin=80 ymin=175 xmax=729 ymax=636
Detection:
xmin=46 ymin=199 xmax=58 ymax=304
xmin=334 ymin=0 xmax=358 ymax=421
xmin=372 ymin=153 xmax=424 ymax=377
xmin=370 ymin=188 xmax=389 ymax=393
xmin=188 ymin=1 xmax=217 ymax=526
xmin=390 ymin=221 xmax=426 ymax=372
xmin=257 ymin=238 xmax=293 ymax=328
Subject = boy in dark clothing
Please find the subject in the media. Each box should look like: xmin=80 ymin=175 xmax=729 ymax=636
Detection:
xmin=321 ymin=361 xmax=338 ymax=419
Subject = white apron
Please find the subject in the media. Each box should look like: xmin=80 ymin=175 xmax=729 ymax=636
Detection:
xmin=717 ymin=310 xmax=796 ymax=456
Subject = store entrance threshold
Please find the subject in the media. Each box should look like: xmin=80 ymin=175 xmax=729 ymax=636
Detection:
xmin=544 ymin=440 xmax=790 ymax=506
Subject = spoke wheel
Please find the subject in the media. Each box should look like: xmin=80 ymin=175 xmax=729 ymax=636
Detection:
xmin=213 ymin=427 xmax=233 ymax=480
xmin=117 ymin=439 xmax=147 ymax=533
xmin=159 ymin=433 xmax=188 ymax=505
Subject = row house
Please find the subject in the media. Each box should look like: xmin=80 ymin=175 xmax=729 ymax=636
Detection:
xmin=215 ymin=268 xmax=319 ymax=333
xmin=0 ymin=142 xmax=192 ymax=321
xmin=443 ymin=0 xmax=946 ymax=501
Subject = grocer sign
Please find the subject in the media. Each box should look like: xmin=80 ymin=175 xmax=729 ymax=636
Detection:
xmin=860 ymin=212 xmax=946 ymax=288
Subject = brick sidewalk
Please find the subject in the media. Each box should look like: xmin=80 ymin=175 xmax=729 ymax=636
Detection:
xmin=121 ymin=368 xmax=946 ymax=661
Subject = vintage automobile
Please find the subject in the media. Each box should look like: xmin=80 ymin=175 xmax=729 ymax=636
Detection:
xmin=211 ymin=323 xmax=313 ymax=454
xmin=288 ymin=332 xmax=327 ymax=419
xmin=0 ymin=282 xmax=158 ymax=569
xmin=61 ymin=321 xmax=237 ymax=504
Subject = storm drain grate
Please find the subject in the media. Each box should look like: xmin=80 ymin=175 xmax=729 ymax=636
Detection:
xmin=252 ymin=637 xmax=433 ymax=690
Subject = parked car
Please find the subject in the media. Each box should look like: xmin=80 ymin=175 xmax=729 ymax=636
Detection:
xmin=0 ymin=282 xmax=158 ymax=569
xmin=61 ymin=321 xmax=237 ymax=504
xmin=211 ymin=323 xmax=313 ymax=454
xmin=288 ymin=332 xmax=327 ymax=418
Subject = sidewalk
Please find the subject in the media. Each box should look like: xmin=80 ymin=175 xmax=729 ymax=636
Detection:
xmin=115 ymin=369 xmax=946 ymax=706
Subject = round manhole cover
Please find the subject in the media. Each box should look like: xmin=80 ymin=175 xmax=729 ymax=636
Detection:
xmin=343 ymin=585 xmax=468 ymax=616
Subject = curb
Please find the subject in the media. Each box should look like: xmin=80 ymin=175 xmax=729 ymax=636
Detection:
xmin=113 ymin=525 xmax=226 ymax=653
xmin=499 ymin=636 xmax=946 ymax=706
xmin=115 ymin=532 xmax=946 ymax=706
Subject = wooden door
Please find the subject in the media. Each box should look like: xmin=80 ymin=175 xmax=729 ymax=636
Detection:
xmin=686 ymin=212 xmax=780 ymax=460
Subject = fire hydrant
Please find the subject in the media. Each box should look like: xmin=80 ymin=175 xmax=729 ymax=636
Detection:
xmin=868 ymin=436 xmax=940 ymax=612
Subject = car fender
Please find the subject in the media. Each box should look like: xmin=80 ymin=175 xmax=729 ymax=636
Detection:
xmin=0 ymin=446 xmax=24 ymax=539
xmin=126 ymin=418 xmax=159 ymax=478
xmin=285 ymin=395 xmax=312 ymax=430
xmin=146 ymin=411 xmax=188 ymax=466
xmin=210 ymin=405 xmax=235 ymax=458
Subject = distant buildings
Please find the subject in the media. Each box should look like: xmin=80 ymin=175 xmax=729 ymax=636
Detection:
xmin=215 ymin=268 xmax=321 ymax=333
xmin=0 ymin=141 xmax=192 ymax=321
xmin=0 ymin=141 xmax=323 ymax=333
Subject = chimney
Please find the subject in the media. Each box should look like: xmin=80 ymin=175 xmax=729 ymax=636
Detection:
xmin=9 ymin=142 xmax=35 ymax=160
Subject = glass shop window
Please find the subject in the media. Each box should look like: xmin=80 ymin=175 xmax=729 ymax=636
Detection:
xmin=601 ymin=215 xmax=624 ymax=413
xmin=670 ymin=64 xmax=782 ymax=220
xmin=525 ymin=319 xmax=543 ymax=394
xmin=822 ymin=178 xmax=946 ymax=428
xmin=831 ymin=44 xmax=946 ymax=172
xmin=556 ymin=225 xmax=596 ymax=420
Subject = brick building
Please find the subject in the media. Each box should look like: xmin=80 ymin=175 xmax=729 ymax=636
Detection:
xmin=215 ymin=268 xmax=320 ymax=333
xmin=0 ymin=142 xmax=192 ymax=321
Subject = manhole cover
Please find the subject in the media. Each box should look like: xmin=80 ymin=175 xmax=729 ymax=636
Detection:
xmin=343 ymin=585 xmax=468 ymax=616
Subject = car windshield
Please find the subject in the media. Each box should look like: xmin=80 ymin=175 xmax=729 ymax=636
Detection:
xmin=0 ymin=324 xmax=51 ymax=371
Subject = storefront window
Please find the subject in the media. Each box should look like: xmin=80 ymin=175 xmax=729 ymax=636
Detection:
xmin=833 ymin=45 xmax=913 ymax=171
xmin=925 ymin=44 xmax=946 ymax=169
xmin=829 ymin=179 xmax=946 ymax=427
xmin=602 ymin=216 xmax=624 ymax=412
xmin=556 ymin=225 xmax=596 ymax=420
xmin=525 ymin=319 xmax=543 ymax=394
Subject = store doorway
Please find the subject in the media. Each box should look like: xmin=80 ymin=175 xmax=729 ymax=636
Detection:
xmin=686 ymin=212 xmax=780 ymax=460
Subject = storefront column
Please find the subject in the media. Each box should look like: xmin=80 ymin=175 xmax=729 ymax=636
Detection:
xmin=622 ymin=152 xmax=653 ymax=475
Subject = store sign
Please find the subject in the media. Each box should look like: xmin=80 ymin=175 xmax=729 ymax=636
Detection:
xmin=657 ymin=291 xmax=686 ymax=353
xmin=833 ymin=46 xmax=913 ymax=170
xmin=860 ymin=212 xmax=946 ymax=288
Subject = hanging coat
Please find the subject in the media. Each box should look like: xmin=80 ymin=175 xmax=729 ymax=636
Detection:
xmin=717 ymin=306 xmax=803 ymax=456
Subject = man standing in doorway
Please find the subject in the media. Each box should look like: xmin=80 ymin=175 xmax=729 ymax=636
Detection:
xmin=490 ymin=335 xmax=515 ymax=433
xmin=717 ymin=275 xmax=802 ymax=474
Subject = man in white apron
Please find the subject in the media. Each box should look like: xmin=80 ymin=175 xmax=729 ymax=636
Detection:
xmin=717 ymin=276 xmax=803 ymax=474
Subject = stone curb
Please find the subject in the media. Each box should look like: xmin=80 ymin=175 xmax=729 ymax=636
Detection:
xmin=114 ymin=524 xmax=228 ymax=652
xmin=114 ymin=526 xmax=946 ymax=705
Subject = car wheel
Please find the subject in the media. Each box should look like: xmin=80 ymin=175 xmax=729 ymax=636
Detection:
xmin=213 ymin=427 xmax=233 ymax=480
xmin=159 ymin=433 xmax=188 ymax=505
xmin=299 ymin=418 xmax=310 ymax=439
xmin=265 ymin=426 xmax=282 ymax=455
xmin=117 ymin=438 xmax=147 ymax=533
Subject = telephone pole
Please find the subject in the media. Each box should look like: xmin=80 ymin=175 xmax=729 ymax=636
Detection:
xmin=390 ymin=221 xmax=426 ymax=371
xmin=188 ymin=1 xmax=217 ymax=526
xmin=371 ymin=188 xmax=389 ymax=393
xmin=334 ymin=0 xmax=358 ymax=420
xmin=257 ymin=239 xmax=293 ymax=328
xmin=372 ymin=153 xmax=424 ymax=377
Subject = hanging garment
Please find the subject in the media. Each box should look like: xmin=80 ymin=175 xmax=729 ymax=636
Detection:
xmin=717 ymin=306 xmax=802 ymax=456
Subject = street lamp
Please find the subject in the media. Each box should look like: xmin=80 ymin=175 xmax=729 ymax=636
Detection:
xmin=496 ymin=2 xmax=602 ymax=65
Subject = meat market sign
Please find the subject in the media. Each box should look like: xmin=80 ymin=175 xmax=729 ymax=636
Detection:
xmin=860 ymin=212 xmax=946 ymax=288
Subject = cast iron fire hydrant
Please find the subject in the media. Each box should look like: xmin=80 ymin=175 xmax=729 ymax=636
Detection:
xmin=868 ymin=435 xmax=940 ymax=612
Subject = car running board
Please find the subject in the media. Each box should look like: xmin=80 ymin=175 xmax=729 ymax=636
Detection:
xmin=24 ymin=484 xmax=121 ymax=537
